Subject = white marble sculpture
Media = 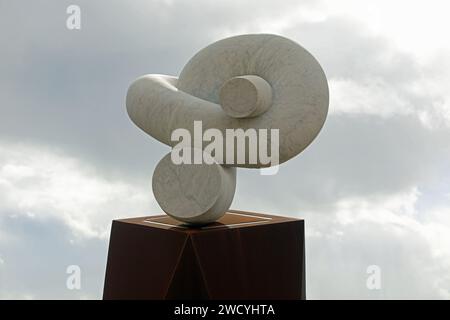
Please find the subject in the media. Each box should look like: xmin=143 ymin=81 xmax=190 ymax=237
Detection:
xmin=126 ymin=34 xmax=329 ymax=225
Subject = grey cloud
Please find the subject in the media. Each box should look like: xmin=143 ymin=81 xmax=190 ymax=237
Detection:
xmin=235 ymin=114 xmax=450 ymax=215
xmin=307 ymin=219 xmax=446 ymax=299
xmin=230 ymin=17 xmax=450 ymax=211
xmin=0 ymin=215 xmax=107 ymax=299
xmin=0 ymin=0 xmax=311 ymax=182
xmin=284 ymin=17 xmax=420 ymax=83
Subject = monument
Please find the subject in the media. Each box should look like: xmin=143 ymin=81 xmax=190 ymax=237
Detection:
xmin=103 ymin=34 xmax=328 ymax=299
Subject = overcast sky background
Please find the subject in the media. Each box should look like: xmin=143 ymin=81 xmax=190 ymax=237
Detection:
xmin=1 ymin=0 xmax=450 ymax=299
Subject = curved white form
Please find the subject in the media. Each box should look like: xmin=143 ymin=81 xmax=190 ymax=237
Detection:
xmin=127 ymin=34 xmax=329 ymax=167
xmin=152 ymin=148 xmax=236 ymax=225
xmin=126 ymin=34 xmax=329 ymax=225
xmin=219 ymin=75 xmax=273 ymax=118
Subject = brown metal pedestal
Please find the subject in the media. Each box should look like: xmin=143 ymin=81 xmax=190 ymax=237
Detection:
xmin=103 ymin=210 xmax=305 ymax=300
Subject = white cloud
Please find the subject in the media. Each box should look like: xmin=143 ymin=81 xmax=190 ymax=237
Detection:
xmin=313 ymin=0 xmax=450 ymax=62
xmin=329 ymin=76 xmax=450 ymax=128
xmin=304 ymin=187 xmax=450 ymax=299
xmin=0 ymin=142 xmax=157 ymax=240
xmin=329 ymin=78 xmax=414 ymax=118
xmin=239 ymin=0 xmax=450 ymax=62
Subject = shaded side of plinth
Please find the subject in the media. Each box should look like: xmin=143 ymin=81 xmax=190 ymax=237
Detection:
xmin=165 ymin=237 xmax=209 ymax=299
xmin=191 ymin=220 xmax=305 ymax=299
xmin=103 ymin=221 xmax=188 ymax=299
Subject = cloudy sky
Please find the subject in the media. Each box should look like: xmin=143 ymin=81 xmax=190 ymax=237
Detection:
xmin=1 ymin=0 xmax=450 ymax=299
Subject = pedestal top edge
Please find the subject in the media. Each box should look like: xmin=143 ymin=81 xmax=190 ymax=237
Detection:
xmin=113 ymin=210 xmax=302 ymax=232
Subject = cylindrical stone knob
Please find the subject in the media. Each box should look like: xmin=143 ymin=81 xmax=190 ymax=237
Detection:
xmin=219 ymin=75 xmax=272 ymax=118
xmin=152 ymin=148 xmax=236 ymax=225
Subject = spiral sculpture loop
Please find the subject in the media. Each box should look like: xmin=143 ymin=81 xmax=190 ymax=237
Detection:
xmin=126 ymin=34 xmax=329 ymax=225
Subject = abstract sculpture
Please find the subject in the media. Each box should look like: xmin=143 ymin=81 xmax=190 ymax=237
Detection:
xmin=126 ymin=34 xmax=329 ymax=225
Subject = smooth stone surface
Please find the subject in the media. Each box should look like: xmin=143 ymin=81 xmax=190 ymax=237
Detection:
xmin=126 ymin=34 xmax=329 ymax=168
xmin=219 ymin=75 xmax=272 ymax=118
xmin=126 ymin=34 xmax=329 ymax=225
xmin=152 ymin=148 xmax=236 ymax=225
